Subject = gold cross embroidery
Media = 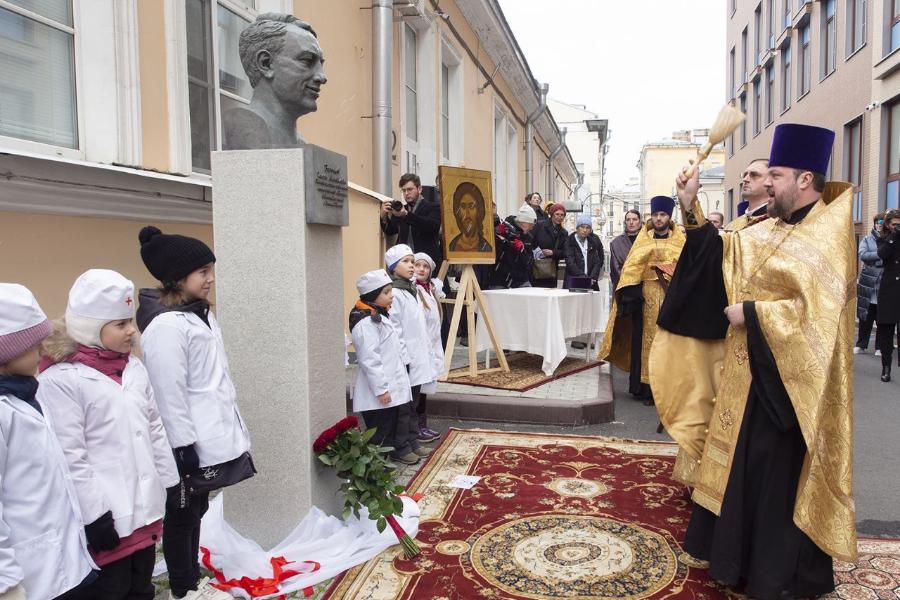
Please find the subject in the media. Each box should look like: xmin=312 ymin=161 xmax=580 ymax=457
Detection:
xmin=734 ymin=343 xmax=749 ymax=365
xmin=719 ymin=408 xmax=735 ymax=431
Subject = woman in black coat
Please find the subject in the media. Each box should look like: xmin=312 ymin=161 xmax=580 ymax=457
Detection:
xmin=531 ymin=203 xmax=569 ymax=288
xmin=564 ymin=215 xmax=604 ymax=290
xmin=875 ymin=209 xmax=900 ymax=381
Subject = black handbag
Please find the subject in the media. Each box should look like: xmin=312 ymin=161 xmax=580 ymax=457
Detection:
xmin=184 ymin=451 xmax=257 ymax=495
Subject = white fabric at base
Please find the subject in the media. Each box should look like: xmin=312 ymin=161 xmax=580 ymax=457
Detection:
xmin=153 ymin=493 xmax=420 ymax=599
xmin=474 ymin=288 xmax=609 ymax=375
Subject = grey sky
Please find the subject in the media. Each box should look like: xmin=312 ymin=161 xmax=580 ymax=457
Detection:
xmin=499 ymin=0 xmax=726 ymax=188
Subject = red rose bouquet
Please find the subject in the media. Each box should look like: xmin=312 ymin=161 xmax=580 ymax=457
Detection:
xmin=313 ymin=416 xmax=419 ymax=557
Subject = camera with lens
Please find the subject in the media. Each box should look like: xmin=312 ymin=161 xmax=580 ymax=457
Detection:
xmin=391 ymin=200 xmax=405 ymax=212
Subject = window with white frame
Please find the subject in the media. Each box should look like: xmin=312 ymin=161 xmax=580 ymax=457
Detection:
xmin=798 ymin=24 xmax=811 ymax=96
xmin=0 ymin=0 xmax=76 ymax=148
xmin=403 ymin=23 xmax=418 ymax=173
xmin=185 ymin=0 xmax=254 ymax=172
xmin=440 ymin=38 xmax=462 ymax=165
xmin=493 ymin=106 xmax=517 ymax=218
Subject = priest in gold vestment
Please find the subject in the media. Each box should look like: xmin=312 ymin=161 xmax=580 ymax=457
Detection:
xmin=653 ymin=123 xmax=856 ymax=599
xmin=598 ymin=196 xmax=684 ymax=405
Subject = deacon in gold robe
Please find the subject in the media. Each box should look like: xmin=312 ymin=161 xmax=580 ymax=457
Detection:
xmin=599 ymin=196 xmax=684 ymax=405
xmin=651 ymin=157 xmax=772 ymax=486
xmin=654 ymin=123 xmax=856 ymax=599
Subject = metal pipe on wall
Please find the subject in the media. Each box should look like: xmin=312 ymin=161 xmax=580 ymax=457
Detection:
xmin=546 ymin=127 xmax=566 ymax=200
xmin=372 ymin=0 xmax=393 ymax=197
xmin=525 ymin=82 xmax=549 ymax=196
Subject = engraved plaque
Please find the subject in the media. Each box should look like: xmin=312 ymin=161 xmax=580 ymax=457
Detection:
xmin=303 ymin=144 xmax=348 ymax=226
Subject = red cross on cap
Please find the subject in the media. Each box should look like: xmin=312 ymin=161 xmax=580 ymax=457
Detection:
xmin=125 ymin=296 xmax=133 ymax=306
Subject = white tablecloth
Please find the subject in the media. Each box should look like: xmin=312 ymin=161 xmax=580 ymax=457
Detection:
xmin=474 ymin=288 xmax=609 ymax=376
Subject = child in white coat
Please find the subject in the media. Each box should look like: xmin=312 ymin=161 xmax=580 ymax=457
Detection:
xmin=0 ymin=283 xmax=96 ymax=600
xmin=350 ymin=270 xmax=416 ymax=465
xmin=136 ymin=227 xmax=250 ymax=600
xmin=413 ymin=253 xmax=444 ymax=442
xmin=38 ymin=269 xmax=181 ymax=600
xmin=384 ymin=245 xmax=433 ymax=459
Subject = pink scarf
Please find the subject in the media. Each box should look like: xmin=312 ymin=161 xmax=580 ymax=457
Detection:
xmin=70 ymin=345 xmax=130 ymax=384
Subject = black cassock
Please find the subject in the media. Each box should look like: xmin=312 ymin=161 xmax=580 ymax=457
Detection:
xmin=657 ymin=204 xmax=834 ymax=600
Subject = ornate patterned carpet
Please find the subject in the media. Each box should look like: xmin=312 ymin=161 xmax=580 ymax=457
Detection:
xmin=447 ymin=354 xmax=602 ymax=391
xmin=323 ymin=429 xmax=900 ymax=600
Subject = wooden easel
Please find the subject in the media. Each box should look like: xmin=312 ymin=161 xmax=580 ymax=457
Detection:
xmin=437 ymin=261 xmax=509 ymax=379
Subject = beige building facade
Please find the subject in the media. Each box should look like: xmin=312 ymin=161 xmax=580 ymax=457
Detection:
xmin=637 ymin=131 xmax=726 ymax=220
xmin=0 ymin=0 xmax=577 ymax=319
xmin=725 ymin=0 xmax=900 ymax=236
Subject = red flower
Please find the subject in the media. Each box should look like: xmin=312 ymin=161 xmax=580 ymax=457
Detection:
xmin=313 ymin=427 xmax=339 ymax=454
xmin=335 ymin=416 xmax=359 ymax=434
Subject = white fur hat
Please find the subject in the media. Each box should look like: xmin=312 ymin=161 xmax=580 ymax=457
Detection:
xmin=384 ymin=244 xmax=414 ymax=270
xmin=517 ymin=204 xmax=537 ymax=224
xmin=0 ymin=283 xmax=53 ymax=364
xmin=413 ymin=252 xmax=436 ymax=272
xmin=356 ymin=269 xmax=392 ymax=296
xmin=65 ymin=269 xmax=135 ymax=349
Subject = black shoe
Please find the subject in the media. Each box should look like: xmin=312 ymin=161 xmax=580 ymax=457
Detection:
xmin=460 ymin=338 xmax=469 ymax=347
xmin=571 ymin=341 xmax=587 ymax=349
xmin=881 ymin=366 xmax=891 ymax=382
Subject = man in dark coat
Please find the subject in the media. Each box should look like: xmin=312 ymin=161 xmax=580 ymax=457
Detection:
xmin=532 ymin=203 xmax=569 ymax=288
xmin=875 ymin=209 xmax=900 ymax=381
xmin=564 ymin=214 xmax=604 ymax=289
xmin=381 ymin=173 xmax=443 ymax=266
xmin=856 ymin=212 xmax=884 ymax=354
xmin=608 ymin=209 xmax=642 ymax=291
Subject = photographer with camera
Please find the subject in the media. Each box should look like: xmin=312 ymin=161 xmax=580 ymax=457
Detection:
xmin=380 ymin=173 xmax=443 ymax=267
xmin=489 ymin=205 xmax=537 ymax=289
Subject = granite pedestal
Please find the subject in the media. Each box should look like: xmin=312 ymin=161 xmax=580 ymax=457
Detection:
xmin=211 ymin=148 xmax=347 ymax=547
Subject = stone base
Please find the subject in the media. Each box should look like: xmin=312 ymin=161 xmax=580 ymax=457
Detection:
xmin=426 ymin=367 xmax=614 ymax=425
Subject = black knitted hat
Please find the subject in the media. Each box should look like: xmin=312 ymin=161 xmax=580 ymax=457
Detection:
xmin=138 ymin=226 xmax=216 ymax=284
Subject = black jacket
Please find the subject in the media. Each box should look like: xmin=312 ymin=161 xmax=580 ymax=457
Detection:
xmin=380 ymin=196 xmax=443 ymax=266
xmin=564 ymin=232 xmax=604 ymax=285
xmin=876 ymin=227 xmax=900 ymax=324
xmin=489 ymin=216 xmax=533 ymax=288
xmin=532 ymin=221 xmax=568 ymax=263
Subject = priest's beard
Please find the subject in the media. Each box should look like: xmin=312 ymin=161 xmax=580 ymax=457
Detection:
xmin=768 ymin=181 xmax=799 ymax=221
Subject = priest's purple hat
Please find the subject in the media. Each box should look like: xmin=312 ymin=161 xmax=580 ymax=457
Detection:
xmin=650 ymin=195 xmax=675 ymax=216
xmin=768 ymin=123 xmax=835 ymax=175
xmin=737 ymin=200 xmax=749 ymax=215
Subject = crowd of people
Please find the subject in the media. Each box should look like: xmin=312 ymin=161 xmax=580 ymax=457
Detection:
xmin=1 ymin=229 xmax=253 ymax=600
xmin=2 ymin=121 xmax=894 ymax=600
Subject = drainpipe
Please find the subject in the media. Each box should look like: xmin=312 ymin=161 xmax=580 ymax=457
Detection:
xmin=525 ymin=82 xmax=549 ymax=196
xmin=372 ymin=0 xmax=393 ymax=197
xmin=546 ymin=127 xmax=567 ymax=200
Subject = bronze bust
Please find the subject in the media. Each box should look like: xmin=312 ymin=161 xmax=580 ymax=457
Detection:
xmin=223 ymin=13 xmax=327 ymax=150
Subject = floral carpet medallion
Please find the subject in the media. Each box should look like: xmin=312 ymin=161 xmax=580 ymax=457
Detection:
xmin=323 ymin=429 xmax=900 ymax=600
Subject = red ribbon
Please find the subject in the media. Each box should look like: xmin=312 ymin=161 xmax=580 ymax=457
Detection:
xmin=200 ymin=546 xmax=321 ymax=598
xmin=385 ymin=514 xmax=409 ymax=542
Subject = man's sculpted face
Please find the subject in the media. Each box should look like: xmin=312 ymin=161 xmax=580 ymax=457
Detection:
xmin=456 ymin=194 xmax=480 ymax=238
xmin=270 ymin=27 xmax=326 ymax=117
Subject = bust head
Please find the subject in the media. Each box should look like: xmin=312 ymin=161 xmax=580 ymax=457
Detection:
xmin=239 ymin=13 xmax=326 ymax=120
